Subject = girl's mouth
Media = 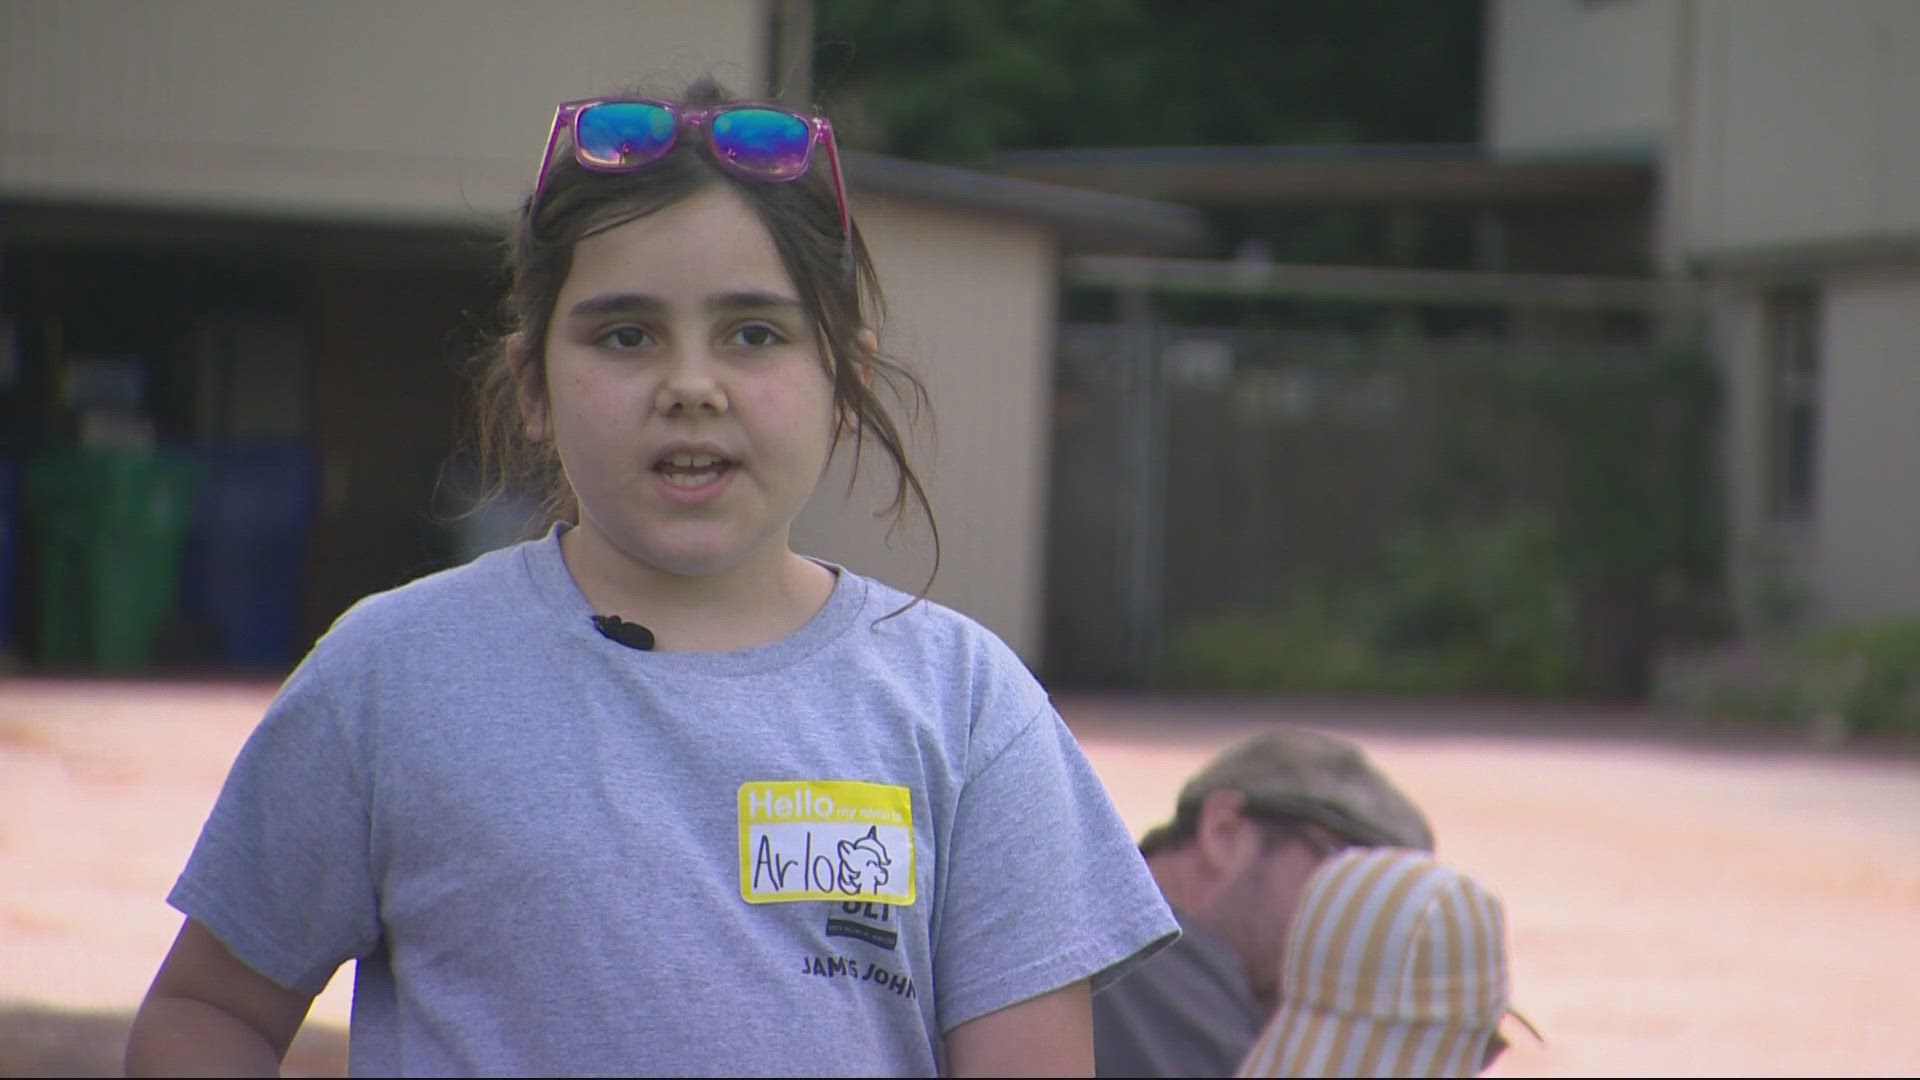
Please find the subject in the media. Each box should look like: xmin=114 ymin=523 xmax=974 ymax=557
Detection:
xmin=654 ymin=451 xmax=735 ymax=489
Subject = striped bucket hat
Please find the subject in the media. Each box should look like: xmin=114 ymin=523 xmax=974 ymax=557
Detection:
xmin=1236 ymin=848 xmax=1539 ymax=1078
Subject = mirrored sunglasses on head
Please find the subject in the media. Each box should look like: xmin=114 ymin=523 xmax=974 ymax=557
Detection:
xmin=530 ymin=97 xmax=851 ymax=246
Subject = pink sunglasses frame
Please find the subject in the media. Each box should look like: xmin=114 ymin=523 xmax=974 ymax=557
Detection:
xmin=531 ymin=97 xmax=852 ymax=247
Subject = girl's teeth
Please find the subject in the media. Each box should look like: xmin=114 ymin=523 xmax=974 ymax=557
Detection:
xmin=663 ymin=469 xmax=722 ymax=488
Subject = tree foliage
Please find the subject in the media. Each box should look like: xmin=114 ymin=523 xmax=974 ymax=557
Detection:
xmin=813 ymin=0 xmax=1482 ymax=163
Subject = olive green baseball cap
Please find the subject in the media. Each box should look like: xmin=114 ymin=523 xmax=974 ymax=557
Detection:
xmin=1171 ymin=726 xmax=1435 ymax=851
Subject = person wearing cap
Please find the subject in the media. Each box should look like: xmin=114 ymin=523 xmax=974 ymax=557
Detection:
xmin=1093 ymin=727 xmax=1435 ymax=1078
xmin=1236 ymin=847 xmax=1540 ymax=1078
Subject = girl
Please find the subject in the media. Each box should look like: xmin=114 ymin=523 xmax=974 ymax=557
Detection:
xmin=125 ymin=78 xmax=1177 ymax=1077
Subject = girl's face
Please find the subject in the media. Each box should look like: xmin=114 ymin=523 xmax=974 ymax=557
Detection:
xmin=528 ymin=183 xmax=838 ymax=584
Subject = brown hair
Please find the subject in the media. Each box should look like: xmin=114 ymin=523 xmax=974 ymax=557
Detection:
xmin=465 ymin=76 xmax=938 ymax=594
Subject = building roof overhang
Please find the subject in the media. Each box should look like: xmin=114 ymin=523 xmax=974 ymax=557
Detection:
xmin=842 ymin=151 xmax=1212 ymax=256
xmin=991 ymin=144 xmax=1656 ymax=205
xmin=1 ymin=151 xmax=1217 ymax=261
xmin=1687 ymin=233 xmax=1920 ymax=281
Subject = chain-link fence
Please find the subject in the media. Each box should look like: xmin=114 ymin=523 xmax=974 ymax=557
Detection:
xmin=1044 ymin=302 xmax=1720 ymax=698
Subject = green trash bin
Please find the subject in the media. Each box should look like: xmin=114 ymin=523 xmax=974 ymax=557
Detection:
xmin=25 ymin=449 xmax=203 ymax=672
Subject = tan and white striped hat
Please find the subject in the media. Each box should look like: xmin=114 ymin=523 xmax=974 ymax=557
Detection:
xmin=1236 ymin=848 xmax=1540 ymax=1078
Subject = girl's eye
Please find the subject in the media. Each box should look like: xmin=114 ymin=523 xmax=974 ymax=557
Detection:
xmin=598 ymin=326 xmax=652 ymax=351
xmin=730 ymin=322 xmax=787 ymax=348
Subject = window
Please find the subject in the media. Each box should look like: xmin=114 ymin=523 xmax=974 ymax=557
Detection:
xmin=1763 ymin=286 xmax=1821 ymax=521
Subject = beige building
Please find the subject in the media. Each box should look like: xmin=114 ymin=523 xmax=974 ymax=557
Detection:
xmin=0 ymin=0 xmax=1203 ymax=669
xmin=1488 ymin=0 xmax=1920 ymax=629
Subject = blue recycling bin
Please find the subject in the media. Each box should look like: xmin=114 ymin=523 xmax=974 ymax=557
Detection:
xmin=182 ymin=439 xmax=320 ymax=669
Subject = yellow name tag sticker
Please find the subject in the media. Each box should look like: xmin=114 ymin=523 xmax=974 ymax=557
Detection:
xmin=739 ymin=780 xmax=915 ymax=906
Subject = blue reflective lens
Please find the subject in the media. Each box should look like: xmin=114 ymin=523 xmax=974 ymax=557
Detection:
xmin=710 ymin=108 xmax=812 ymax=179
xmin=575 ymin=102 xmax=677 ymax=167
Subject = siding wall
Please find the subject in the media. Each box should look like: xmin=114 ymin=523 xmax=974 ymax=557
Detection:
xmin=0 ymin=0 xmax=767 ymax=222
xmin=793 ymin=200 xmax=1057 ymax=664
xmin=1726 ymin=270 xmax=1920 ymax=625
xmin=1488 ymin=0 xmax=1920 ymax=254
xmin=1491 ymin=0 xmax=1920 ymax=630
xmin=1810 ymin=271 xmax=1920 ymax=621
xmin=1484 ymin=0 xmax=1676 ymax=157
xmin=1683 ymin=0 xmax=1920 ymax=255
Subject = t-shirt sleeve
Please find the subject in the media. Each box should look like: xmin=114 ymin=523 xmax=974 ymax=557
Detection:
xmin=166 ymin=646 xmax=381 ymax=996
xmin=931 ymin=702 xmax=1180 ymax=1034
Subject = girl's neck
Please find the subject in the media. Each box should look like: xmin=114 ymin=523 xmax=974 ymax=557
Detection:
xmin=559 ymin=527 xmax=836 ymax=653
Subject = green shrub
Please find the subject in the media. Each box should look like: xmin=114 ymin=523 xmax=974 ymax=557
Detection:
xmin=1650 ymin=616 xmax=1920 ymax=739
xmin=1366 ymin=510 xmax=1581 ymax=694
xmin=1157 ymin=603 xmax=1382 ymax=693
xmin=1649 ymin=643 xmax=1827 ymax=729
xmin=1797 ymin=617 xmax=1920 ymax=737
xmin=1157 ymin=511 xmax=1583 ymax=696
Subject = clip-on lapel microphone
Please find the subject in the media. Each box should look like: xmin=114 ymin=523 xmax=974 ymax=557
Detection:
xmin=591 ymin=614 xmax=656 ymax=652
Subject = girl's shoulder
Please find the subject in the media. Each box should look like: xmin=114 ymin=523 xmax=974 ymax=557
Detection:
xmin=311 ymin=537 xmax=550 ymax=662
xmin=833 ymin=565 xmax=1050 ymax=716
xmin=840 ymin=568 xmax=1021 ymax=660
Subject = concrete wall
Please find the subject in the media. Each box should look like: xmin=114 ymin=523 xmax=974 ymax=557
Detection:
xmin=1484 ymin=0 xmax=1677 ymax=157
xmin=793 ymin=200 xmax=1058 ymax=664
xmin=0 ymin=0 xmax=767 ymax=223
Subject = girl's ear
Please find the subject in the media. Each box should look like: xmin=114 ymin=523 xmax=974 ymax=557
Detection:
xmin=509 ymin=333 xmax=551 ymax=442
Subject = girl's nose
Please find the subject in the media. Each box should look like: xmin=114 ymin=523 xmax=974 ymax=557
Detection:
xmin=655 ymin=349 xmax=729 ymax=416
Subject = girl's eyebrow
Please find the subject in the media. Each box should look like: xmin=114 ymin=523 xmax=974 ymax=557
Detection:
xmin=567 ymin=293 xmax=664 ymax=320
xmin=705 ymin=290 xmax=804 ymax=315
xmin=566 ymin=291 xmax=803 ymax=319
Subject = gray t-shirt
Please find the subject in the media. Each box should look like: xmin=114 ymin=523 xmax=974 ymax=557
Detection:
xmin=1092 ymin=911 xmax=1265 ymax=1078
xmin=170 ymin=528 xmax=1177 ymax=1076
